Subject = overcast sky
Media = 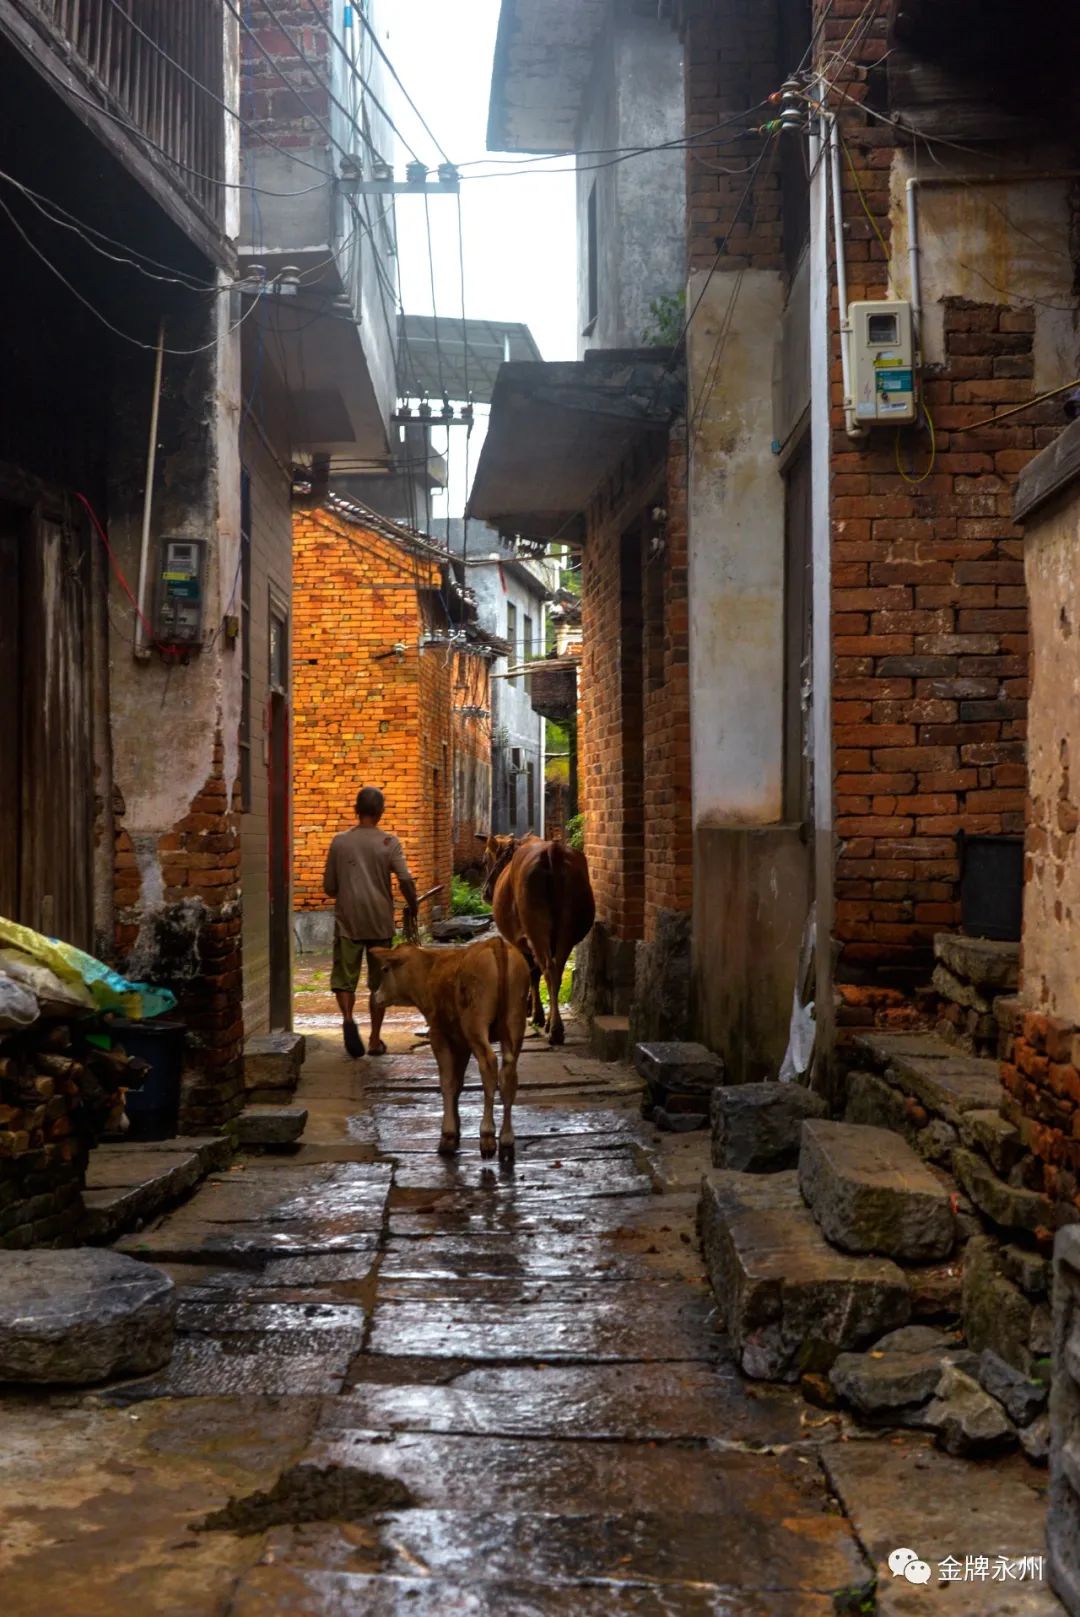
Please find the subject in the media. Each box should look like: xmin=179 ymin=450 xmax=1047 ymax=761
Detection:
xmin=372 ymin=0 xmax=578 ymax=518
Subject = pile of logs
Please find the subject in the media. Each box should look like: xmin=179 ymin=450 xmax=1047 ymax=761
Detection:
xmin=0 ymin=1017 xmax=154 ymax=1247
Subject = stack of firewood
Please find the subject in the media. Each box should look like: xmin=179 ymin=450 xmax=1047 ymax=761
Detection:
xmin=0 ymin=1019 xmax=150 ymax=1158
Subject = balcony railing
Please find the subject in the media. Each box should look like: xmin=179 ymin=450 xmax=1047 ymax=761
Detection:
xmin=33 ymin=0 xmax=225 ymax=222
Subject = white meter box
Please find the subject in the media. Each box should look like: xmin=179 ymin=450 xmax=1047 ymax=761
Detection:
xmin=850 ymin=299 xmax=917 ymax=425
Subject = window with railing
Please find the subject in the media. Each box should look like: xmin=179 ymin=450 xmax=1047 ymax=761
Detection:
xmin=37 ymin=0 xmax=225 ymax=222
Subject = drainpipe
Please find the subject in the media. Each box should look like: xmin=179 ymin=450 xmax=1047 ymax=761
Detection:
xmin=809 ymin=85 xmax=837 ymax=1090
xmin=906 ymin=176 xmax=923 ymax=368
xmin=133 ymin=317 xmax=166 ymax=660
xmin=826 ymin=114 xmax=860 ymax=441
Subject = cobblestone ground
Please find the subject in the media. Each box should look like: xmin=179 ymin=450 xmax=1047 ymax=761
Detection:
xmin=0 ymin=1004 xmax=1058 ymax=1615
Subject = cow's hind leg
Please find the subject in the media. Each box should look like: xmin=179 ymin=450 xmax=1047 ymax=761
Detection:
xmin=468 ymin=1033 xmax=501 ymax=1158
xmin=496 ymin=988 xmax=527 ymax=1160
xmin=433 ymin=1034 xmax=465 ymax=1155
xmin=545 ymin=955 xmax=567 ymax=1046
xmin=517 ymin=941 xmax=544 ymax=1029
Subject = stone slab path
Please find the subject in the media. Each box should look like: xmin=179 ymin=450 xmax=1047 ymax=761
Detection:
xmin=0 ymin=1014 xmax=1060 ymax=1614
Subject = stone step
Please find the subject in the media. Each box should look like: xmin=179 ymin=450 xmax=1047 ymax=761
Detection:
xmin=851 ymin=1031 xmax=1002 ymax=1124
xmin=0 ymin=1248 xmax=175 ymax=1384
xmin=80 ymin=1134 xmax=232 ymax=1243
xmin=699 ymin=1169 xmax=910 ymax=1381
xmin=711 ymin=1081 xmax=826 ymax=1173
xmin=244 ymin=1030 xmax=306 ymax=1100
xmin=235 ymin=1104 xmax=309 ymax=1149
xmin=934 ymin=932 xmax=1020 ymax=995
xmin=590 ymin=1015 xmax=630 ymax=1063
xmin=799 ymin=1120 xmax=955 ymax=1262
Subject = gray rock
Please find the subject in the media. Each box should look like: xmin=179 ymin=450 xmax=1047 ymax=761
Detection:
xmin=798 ymin=1120 xmax=955 ymax=1262
xmin=934 ymin=933 xmax=1020 ymax=994
xmin=629 ymin=907 xmax=691 ymax=1047
xmin=635 ymin=1041 xmax=724 ymax=1092
xmin=963 ymin=1237 xmax=1034 ymax=1374
xmin=244 ymin=1031 xmax=306 ymax=1099
xmin=844 ymin=1069 xmax=915 ymax=1136
xmin=1031 ymin=1303 xmax=1054 ymax=1358
xmin=852 ymin=1032 xmax=1002 ymax=1124
xmin=590 ymin=1015 xmax=630 ymax=1063
xmin=954 ymin=1148 xmax=1055 ymax=1237
xmin=1019 ymin=1410 xmax=1050 ymax=1465
xmin=830 ymin=1348 xmax=956 ymax=1416
xmin=959 ymin=1109 xmax=1025 ymax=1178
xmin=710 ymin=1082 xmax=826 ymax=1173
xmin=873 ymin=1324 xmax=955 ymax=1354
xmin=932 ymin=962 xmax=992 ymax=1013
xmin=913 ymin=1117 xmax=959 ymax=1168
xmin=978 ymin=1349 xmax=1048 ymax=1425
xmin=235 ymin=1105 xmax=308 ymax=1148
xmin=429 ymin=917 xmax=492 ymax=942
xmin=999 ymin=1243 xmax=1051 ymax=1297
xmin=653 ymin=1107 xmax=708 ymax=1134
xmin=699 ymin=1170 xmax=910 ymax=1383
xmin=0 ymin=1248 xmax=175 ymax=1384
xmin=907 ymin=1260 xmax=964 ymax=1320
xmin=925 ymin=1363 xmax=1017 ymax=1456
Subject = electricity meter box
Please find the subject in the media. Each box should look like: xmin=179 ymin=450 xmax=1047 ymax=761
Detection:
xmin=850 ymin=299 xmax=917 ymax=425
xmin=156 ymin=537 xmax=207 ymax=646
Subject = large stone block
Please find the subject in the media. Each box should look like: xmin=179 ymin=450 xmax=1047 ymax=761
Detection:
xmin=851 ymin=1032 xmax=1002 ymax=1124
xmin=958 ymin=1109 xmax=1025 ymax=1178
xmin=710 ymin=1081 xmax=826 ymax=1173
xmin=799 ymin=1120 xmax=955 ymax=1262
xmin=953 ymin=1148 xmax=1055 ymax=1238
xmin=699 ymin=1170 xmax=910 ymax=1381
xmin=590 ymin=1015 xmax=630 ymax=1063
xmin=963 ymin=1235 xmax=1035 ymax=1375
xmin=1051 ymin=1227 xmax=1080 ymax=1613
xmin=934 ymin=933 xmax=1020 ymax=994
xmin=0 ymin=1248 xmax=175 ymax=1383
xmin=235 ymin=1105 xmax=308 ymax=1149
xmin=635 ymin=1041 xmax=724 ymax=1091
xmin=244 ymin=1031 xmax=306 ymax=1099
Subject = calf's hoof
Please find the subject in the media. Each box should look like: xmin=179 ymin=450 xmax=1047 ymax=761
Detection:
xmin=498 ymin=1137 xmax=516 ymax=1163
xmin=437 ymin=1132 xmax=460 ymax=1156
xmin=479 ymin=1133 xmax=497 ymax=1159
xmin=548 ymin=1025 xmax=565 ymax=1047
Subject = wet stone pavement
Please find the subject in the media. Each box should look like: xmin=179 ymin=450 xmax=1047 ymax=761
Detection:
xmin=0 ymin=1012 xmax=1058 ymax=1615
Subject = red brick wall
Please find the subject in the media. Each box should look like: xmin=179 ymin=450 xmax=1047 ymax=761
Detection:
xmin=580 ymin=435 xmax=690 ymax=942
xmin=816 ymin=5 xmax=1037 ymax=991
xmin=240 ymin=3 xmax=332 ymax=141
xmin=643 ymin=433 xmax=693 ymax=934
xmin=292 ymin=508 xmax=453 ymax=919
xmin=113 ymin=733 xmax=245 ymax=1131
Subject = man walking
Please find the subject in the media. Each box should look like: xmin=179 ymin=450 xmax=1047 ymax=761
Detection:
xmin=324 ymin=787 xmax=418 ymax=1058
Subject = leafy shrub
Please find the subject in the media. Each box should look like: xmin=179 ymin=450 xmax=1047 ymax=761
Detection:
xmin=451 ymin=875 xmax=492 ymax=917
xmin=565 ymin=813 xmax=585 ymax=853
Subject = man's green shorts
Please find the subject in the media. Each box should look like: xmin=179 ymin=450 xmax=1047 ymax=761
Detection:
xmin=331 ymin=934 xmax=393 ymax=994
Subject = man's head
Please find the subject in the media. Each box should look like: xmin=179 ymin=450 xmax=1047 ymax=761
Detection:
xmin=355 ymin=786 xmax=385 ymax=823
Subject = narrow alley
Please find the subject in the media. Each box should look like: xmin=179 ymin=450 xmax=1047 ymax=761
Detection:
xmin=0 ymin=998 xmax=1055 ymax=1615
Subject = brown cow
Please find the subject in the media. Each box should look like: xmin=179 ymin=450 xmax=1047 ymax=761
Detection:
xmin=481 ymin=835 xmax=595 ymax=1046
xmin=370 ymin=935 xmax=530 ymax=1158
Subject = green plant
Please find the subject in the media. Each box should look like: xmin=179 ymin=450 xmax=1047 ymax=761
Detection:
xmin=565 ymin=813 xmax=585 ymax=853
xmin=451 ymin=875 xmax=492 ymax=917
xmin=539 ymin=956 xmax=575 ymax=1010
xmin=642 ymin=291 xmax=686 ymax=348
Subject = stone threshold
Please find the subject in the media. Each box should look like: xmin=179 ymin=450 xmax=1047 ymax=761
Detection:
xmin=80 ymin=1135 xmax=234 ymax=1242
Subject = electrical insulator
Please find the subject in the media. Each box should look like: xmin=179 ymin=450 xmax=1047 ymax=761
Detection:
xmin=778 ymin=79 xmax=805 ymax=135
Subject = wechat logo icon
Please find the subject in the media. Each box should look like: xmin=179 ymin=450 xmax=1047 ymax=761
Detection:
xmin=889 ymin=1548 xmax=933 ymax=1585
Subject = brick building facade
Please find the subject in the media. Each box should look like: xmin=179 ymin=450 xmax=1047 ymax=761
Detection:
xmin=292 ymin=501 xmax=454 ymax=931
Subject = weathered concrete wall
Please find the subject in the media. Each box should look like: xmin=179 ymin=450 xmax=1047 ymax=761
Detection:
xmin=575 ymin=4 xmax=685 ymax=351
xmin=693 ymin=825 xmax=811 ymax=1084
xmin=687 ymin=267 xmax=787 ymax=827
xmin=1021 ymin=496 xmax=1080 ymax=1018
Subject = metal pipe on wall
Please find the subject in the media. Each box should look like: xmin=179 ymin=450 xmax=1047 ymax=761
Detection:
xmin=826 ymin=113 xmax=860 ymax=441
xmin=134 ymin=317 xmax=166 ymax=659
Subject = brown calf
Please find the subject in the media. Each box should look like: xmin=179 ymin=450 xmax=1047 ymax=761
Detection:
xmin=371 ymin=935 xmax=530 ymax=1158
xmin=483 ymin=836 xmax=595 ymax=1046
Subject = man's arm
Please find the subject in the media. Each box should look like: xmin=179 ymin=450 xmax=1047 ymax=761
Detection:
xmin=390 ymin=840 xmax=418 ymax=913
xmin=323 ymin=840 xmax=339 ymax=898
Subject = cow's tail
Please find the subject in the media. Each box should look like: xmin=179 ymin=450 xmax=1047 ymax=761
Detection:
xmin=539 ymin=839 xmax=566 ymax=964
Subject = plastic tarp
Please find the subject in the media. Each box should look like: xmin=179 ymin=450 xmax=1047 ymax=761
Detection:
xmin=0 ymin=918 xmax=176 ymax=1020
